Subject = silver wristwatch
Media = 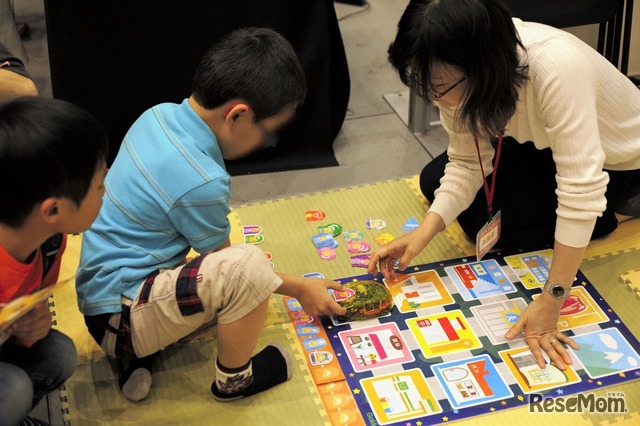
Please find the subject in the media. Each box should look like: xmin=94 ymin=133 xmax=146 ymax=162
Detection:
xmin=543 ymin=281 xmax=571 ymax=299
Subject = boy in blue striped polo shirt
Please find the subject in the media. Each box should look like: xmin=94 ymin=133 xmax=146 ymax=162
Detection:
xmin=76 ymin=28 xmax=346 ymax=402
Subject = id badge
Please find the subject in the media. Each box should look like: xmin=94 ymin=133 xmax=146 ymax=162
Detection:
xmin=476 ymin=210 xmax=501 ymax=261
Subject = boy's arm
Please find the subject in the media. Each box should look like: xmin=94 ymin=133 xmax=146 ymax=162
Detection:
xmin=274 ymin=274 xmax=347 ymax=317
xmin=167 ymin=178 xmax=232 ymax=255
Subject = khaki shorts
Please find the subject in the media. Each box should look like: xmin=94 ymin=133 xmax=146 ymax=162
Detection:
xmin=101 ymin=244 xmax=282 ymax=359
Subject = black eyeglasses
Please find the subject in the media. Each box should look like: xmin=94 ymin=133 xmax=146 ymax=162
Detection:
xmin=428 ymin=75 xmax=468 ymax=99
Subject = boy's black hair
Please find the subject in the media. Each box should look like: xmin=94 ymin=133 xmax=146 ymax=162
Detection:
xmin=388 ymin=0 xmax=528 ymax=138
xmin=0 ymin=97 xmax=109 ymax=228
xmin=192 ymin=27 xmax=307 ymax=121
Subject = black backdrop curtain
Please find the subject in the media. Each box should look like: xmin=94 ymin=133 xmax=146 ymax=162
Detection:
xmin=44 ymin=0 xmax=350 ymax=175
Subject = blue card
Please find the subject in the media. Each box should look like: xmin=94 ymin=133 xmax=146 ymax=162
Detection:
xmin=445 ymin=259 xmax=516 ymax=301
xmin=431 ymin=354 xmax=514 ymax=409
xmin=570 ymin=328 xmax=640 ymax=379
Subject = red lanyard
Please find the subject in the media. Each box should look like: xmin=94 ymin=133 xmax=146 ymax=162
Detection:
xmin=473 ymin=134 xmax=504 ymax=218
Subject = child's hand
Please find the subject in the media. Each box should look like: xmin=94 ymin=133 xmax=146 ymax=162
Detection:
xmin=10 ymin=302 xmax=52 ymax=343
xmin=297 ymin=279 xmax=347 ymax=317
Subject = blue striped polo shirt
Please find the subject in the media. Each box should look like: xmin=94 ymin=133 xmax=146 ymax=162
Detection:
xmin=77 ymin=98 xmax=231 ymax=316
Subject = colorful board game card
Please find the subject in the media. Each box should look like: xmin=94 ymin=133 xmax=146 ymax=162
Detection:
xmin=532 ymin=286 xmax=608 ymax=331
xmin=469 ymin=298 xmax=528 ymax=345
xmin=284 ymin=250 xmax=640 ymax=426
xmin=431 ymin=354 xmax=513 ymax=409
xmin=360 ymin=369 xmax=442 ymax=425
xmin=383 ymin=270 xmax=454 ymax=313
xmin=406 ymin=310 xmax=482 ymax=358
xmin=504 ymin=249 xmax=554 ymax=289
xmin=569 ymin=328 xmax=640 ymax=379
xmin=338 ymin=323 xmax=414 ymax=372
xmin=445 ymin=259 xmax=515 ymax=300
xmin=499 ymin=346 xmax=581 ymax=393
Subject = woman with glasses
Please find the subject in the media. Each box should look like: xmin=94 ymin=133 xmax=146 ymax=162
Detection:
xmin=369 ymin=0 xmax=640 ymax=371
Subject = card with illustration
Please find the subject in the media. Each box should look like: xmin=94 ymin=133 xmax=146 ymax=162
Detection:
xmin=499 ymin=346 xmax=581 ymax=393
xmin=383 ymin=270 xmax=454 ymax=313
xmin=445 ymin=259 xmax=515 ymax=301
xmin=469 ymin=298 xmax=528 ymax=345
xmin=431 ymin=354 xmax=513 ymax=409
xmin=360 ymin=369 xmax=442 ymax=425
xmin=317 ymin=381 xmax=365 ymax=426
xmin=569 ymin=328 xmax=640 ymax=379
xmin=338 ymin=323 xmax=414 ymax=372
xmin=284 ymin=251 xmax=640 ymax=426
xmin=406 ymin=310 xmax=482 ymax=358
xmin=504 ymin=249 xmax=554 ymax=289
xmin=532 ymin=286 xmax=608 ymax=330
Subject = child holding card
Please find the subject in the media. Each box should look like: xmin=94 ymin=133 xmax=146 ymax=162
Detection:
xmin=0 ymin=97 xmax=108 ymax=425
xmin=370 ymin=0 xmax=640 ymax=374
xmin=76 ymin=28 xmax=346 ymax=403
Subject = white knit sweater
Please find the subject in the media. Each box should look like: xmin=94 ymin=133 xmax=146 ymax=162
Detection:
xmin=430 ymin=19 xmax=640 ymax=248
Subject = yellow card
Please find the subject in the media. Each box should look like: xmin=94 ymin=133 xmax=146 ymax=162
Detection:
xmin=383 ymin=270 xmax=454 ymax=313
xmin=361 ymin=369 xmax=442 ymax=425
xmin=504 ymin=249 xmax=554 ymax=289
xmin=532 ymin=286 xmax=608 ymax=330
xmin=406 ymin=310 xmax=482 ymax=358
xmin=0 ymin=274 xmax=74 ymax=331
xmin=499 ymin=346 xmax=581 ymax=393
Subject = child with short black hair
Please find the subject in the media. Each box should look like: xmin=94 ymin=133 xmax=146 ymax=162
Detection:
xmin=77 ymin=28 xmax=346 ymax=403
xmin=0 ymin=97 xmax=108 ymax=425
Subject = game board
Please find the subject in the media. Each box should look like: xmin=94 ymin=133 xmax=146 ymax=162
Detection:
xmin=283 ymin=249 xmax=640 ymax=425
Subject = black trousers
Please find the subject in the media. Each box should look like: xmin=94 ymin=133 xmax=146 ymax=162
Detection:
xmin=420 ymin=137 xmax=640 ymax=250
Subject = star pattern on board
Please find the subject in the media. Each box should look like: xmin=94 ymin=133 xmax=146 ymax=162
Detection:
xmin=280 ymin=252 xmax=639 ymax=425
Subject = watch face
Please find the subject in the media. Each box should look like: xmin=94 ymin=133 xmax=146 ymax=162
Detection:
xmin=552 ymin=286 xmax=566 ymax=298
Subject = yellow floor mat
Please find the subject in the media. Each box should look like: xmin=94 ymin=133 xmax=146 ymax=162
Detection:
xmin=52 ymin=177 xmax=640 ymax=425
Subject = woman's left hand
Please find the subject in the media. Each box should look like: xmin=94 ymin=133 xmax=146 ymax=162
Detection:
xmin=505 ymin=294 xmax=579 ymax=369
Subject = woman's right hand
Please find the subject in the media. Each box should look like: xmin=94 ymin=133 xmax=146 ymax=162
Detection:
xmin=368 ymin=212 xmax=445 ymax=280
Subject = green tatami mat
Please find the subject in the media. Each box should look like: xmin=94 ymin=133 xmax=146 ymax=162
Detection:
xmin=64 ymin=314 xmax=326 ymax=426
xmin=233 ymin=178 xmax=465 ymax=279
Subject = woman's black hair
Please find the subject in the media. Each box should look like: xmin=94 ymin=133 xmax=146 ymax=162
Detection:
xmin=388 ymin=0 xmax=528 ymax=138
xmin=0 ymin=97 xmax=109 ymax=227
xmin=192 ymin=27 xmax=307 ymax=121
